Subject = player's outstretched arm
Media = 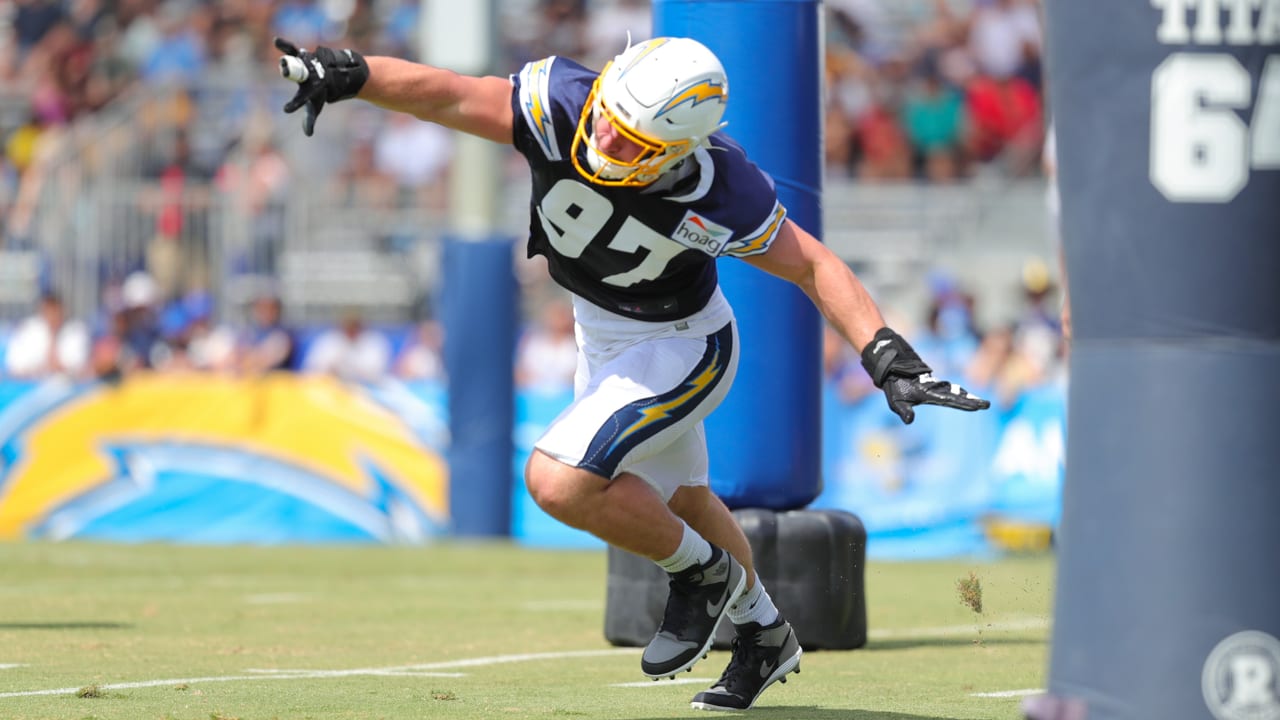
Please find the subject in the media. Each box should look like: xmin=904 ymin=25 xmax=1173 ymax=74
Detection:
xmin=274 ymin=37 xmax=514 ymax=144
xmin=744 ymin=219 xmax=990 ymax=424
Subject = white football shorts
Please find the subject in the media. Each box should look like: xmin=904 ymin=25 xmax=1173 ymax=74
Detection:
xmin=534 ymin=288 xmax=740 ymax=501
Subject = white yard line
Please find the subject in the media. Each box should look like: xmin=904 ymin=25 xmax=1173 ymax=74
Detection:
xmin=0 ymin=649 xmax=640 ymax=699
xmin=971 ymin=688 xmax=1044 ymax=698
xmin=0 ymin=621 xmax=1052 ymax=702
xmin=244 ymin=668 xmax=467 ymax=678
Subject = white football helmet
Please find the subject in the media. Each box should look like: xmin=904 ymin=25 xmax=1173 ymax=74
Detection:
xmin=572 ymin=37 xmax=729 ymax=187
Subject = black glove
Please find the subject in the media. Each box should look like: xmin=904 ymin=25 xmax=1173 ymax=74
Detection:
xmin=275 ymin=37 xmax=370 ymax=137
xmin=860 ymin=327 xmax=990 ymax=424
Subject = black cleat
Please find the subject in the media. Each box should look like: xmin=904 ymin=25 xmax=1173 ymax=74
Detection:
xmin=641 ymin=545 xmax=746 ymax=679
xmin=690 ymin=616 xmax=802 ymax=711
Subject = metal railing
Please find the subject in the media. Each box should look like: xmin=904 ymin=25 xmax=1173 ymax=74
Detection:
xmin=6 ymin=78 xmax=1054 ymax=330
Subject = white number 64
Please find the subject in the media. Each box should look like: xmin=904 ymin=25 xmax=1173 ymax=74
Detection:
xmin=1150 ymin=53 xmax=1279 ymax=203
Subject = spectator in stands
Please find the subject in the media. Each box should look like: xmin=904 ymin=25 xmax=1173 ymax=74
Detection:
xmin=139 ymin=1 xmax=208 ymax=84
xmin=20 ymin=18 xmax=85 ymax=126
xmin=535 ymin=0 xmax=588 ymax=63
xmin=964 ymin=263 xmax=1063 ymax=409
xmin=908 ymin=0 xmax=975 ymax=85
xmin=902 ymin=56 xmax=966 ymax=182
xmin=12 ymin=0 xmax=66 ymax=59
xmin=333 ymin=138 xmax=398 ymax=210
xmin=203 ymin=9 xmax=263 ymax=87
xmin=394 ymin=318 xmax=445 ymax=382
xmin=963 ymin=0 xmax=1044 ymax=175
xmin=119 ymin=270 xmax=165 ymax=369
xmin=1011 ymin=258 xmax=1065 ymax=383
xmin=89 ymin=270 xmax=164 ymax=377
xmin=497 ymin=0 xmax=544 ymax=68
xmin=964 ymin=323 xmax=1016 ymax=407
xmin=964 ymin=70 xmax=1042 ymax=175
xmin=823 ymin=47 xmax=877 ymax=176
xmin=373 ymin=111 xmax=453 ymax=211
xmin=4 ymin=291 xmax=90 ymax=379
xmin=303 ymin=309 xmax=391 ymax=383
xmin=214 ymin=122 xmax=290 ymax=275
xmin=515 ymin=298 xmax=578 ymax=393
xmin=88 ymin=306 xmax=127 ymax=382
xmin=153 ymin=290 xmax=235 ymax=372
xmin=144 ymin=128 xmax=212 ymax=302
xmin=376 ymin=0 xmax=420 ymax=59
xmin=853 ymin=96 xmax=913 ymax=181
xmin=826 ymin=0 xmax=896 ymax=65
xmin=966 ymin=320 xmax=1056 ymax=409
xmin=235 ymin=291 xmax=298 ymax=374
xmin=184 ymin=300 xmax=237 ymax=372
xmin=918 ymin=272 xmax=982 ymax=381
xmin=967 ymin=0 xmax=1042 ymax=85
xmin=271 ymin=0 xmax=333 ymax=50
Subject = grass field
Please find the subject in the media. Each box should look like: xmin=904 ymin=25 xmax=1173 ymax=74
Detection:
xmin=0 ymin=542 xmax=1053 ymax=719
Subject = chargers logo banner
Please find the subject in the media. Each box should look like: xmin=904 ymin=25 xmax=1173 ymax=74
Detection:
xmin=0 ymin=375 xmax=448 ymax=544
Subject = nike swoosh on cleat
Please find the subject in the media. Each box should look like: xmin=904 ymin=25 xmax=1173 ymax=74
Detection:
xmin=706 ymin=592 xmax=729 ymax=617
xmin=759 ymin=660 xmax=777 ymax=679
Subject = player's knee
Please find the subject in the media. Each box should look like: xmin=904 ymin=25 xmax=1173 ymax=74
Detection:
xmin=666 ymin=485 xmax=716 ymax=525
xmin=525 ymin=451 xmax=594 ymax=524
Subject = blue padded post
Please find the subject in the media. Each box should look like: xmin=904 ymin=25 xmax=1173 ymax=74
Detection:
xmin=654 ymin=0 xmax=824 ymax=510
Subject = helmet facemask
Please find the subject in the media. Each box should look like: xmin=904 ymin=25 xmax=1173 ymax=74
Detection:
xmin=571 ymin=38 xmax=728 ymax=188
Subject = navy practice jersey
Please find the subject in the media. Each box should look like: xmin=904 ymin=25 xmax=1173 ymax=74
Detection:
xmin=509 ymin=56 xmax=787 ymax=322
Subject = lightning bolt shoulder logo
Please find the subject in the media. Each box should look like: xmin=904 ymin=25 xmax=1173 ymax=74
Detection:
xmin=722 ymin=202 xmax=786 ymax=258
xmin=518 ymin=57 xmax=560 ymax=161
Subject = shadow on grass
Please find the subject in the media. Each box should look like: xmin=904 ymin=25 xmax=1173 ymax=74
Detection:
xmin=756 ymin=709 xmax=963 ymax=720
xmin=631 ymin=709 xmax=962 ymax=719
xmin=0 ymin=622 xmax=132 ymax=630
xmin=859 ymin=636 xmax=1042 ymax=652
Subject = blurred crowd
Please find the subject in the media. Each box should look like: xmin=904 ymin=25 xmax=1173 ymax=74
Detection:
xmin=825 ymin=0 xmax=1046 ymax=182
xmin=1 ymin=268 xmax=452 ymax=384
xmin=2 ymin=259 xmax=1065 ymax=416
xmin=0 ymin=0 xmax=1050 ymax=226
xmin=0 ymin=0 xmax=1059 ymax=402
xmin=824 ymin=258 xmax=1065 ymax=413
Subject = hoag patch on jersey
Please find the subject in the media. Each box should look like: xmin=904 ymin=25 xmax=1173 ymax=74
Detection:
xmin=671 ymin=210 xmax=733 ymax=256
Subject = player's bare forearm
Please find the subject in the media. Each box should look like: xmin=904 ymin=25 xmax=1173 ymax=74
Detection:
xmin=808 ymin=249 xmax=885 ymax=352
xmin=744 ymin=219 xmax=885 ymax=351
xmin=359 ymin=56 xmax=514 ymax=144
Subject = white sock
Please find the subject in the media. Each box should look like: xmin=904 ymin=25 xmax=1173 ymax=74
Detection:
xmin=728 ymin=577 xmax=780 ymax=627
xmin=655 ymin=522 xmax=713 ymax=574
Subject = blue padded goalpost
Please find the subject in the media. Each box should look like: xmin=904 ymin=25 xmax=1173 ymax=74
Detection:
xmin=655 ymin=0 xmax=825 ymax=511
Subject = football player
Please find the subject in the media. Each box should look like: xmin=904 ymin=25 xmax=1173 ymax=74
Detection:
xmin=276 ymin=35 xmax=990 ymax=711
